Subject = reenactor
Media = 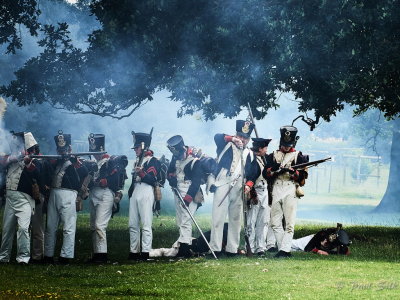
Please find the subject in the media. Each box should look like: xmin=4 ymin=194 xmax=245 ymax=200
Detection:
xmin=43 ymin=131 xmax=88 ymax=264
xmin=265 ymin=126 xmax=309 ymax=258
xmin=208 ymin=120 xmax=257 ymax=257
xmin=0 ymin=132 xmax=41 ymax=264
xmin=247 ymin=138 xmax=271 ymax=256
xmin=87 ymin=133 xmax=127 ymax=263
xmin=128 ymin=131 xmax=161 ymax=261
xmin=26 ymin=134 xmax=53 ymax=263
xmin=166 ymin=135 xmax=216 ymax=257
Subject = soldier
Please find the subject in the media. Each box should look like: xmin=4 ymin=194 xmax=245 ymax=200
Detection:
xmin=87 ymin=133 xmax=127 ymax=263
xmin=166 ymin=135 xmax=214 ymax=258
xmin=208 ymin=120 xmax=257 ymax=257
xmin=292 ymin=226 xmax=351 ymax=255
xmin=26 ymin=134 xmax=53 ymax=264
xmin=43 ymin=131 xmax=88 ymax=264
xmin=265 ymin=126 xmax=309 ymax=258
xmin=0 ymin=132 xmax=41 ymax=264
xmin=128 ymin=132 xmax=161 ymax=261
xmin=246 ymin=138 xmax=271 ymax=256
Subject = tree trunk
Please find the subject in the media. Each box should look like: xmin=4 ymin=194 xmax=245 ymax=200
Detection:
xmin=375 ymin=118 xmax=400 ymax=212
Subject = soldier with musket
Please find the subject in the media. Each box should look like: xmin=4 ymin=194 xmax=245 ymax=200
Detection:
xmin=0 ymin=132 xmax=42 ymax=264
xmin=87 ymin=134 xmax=127 ymax=263
xmin=128 ymin=132 xmax=161 ymax=261
xmin=247 ymin=137 xmax=272 ymax=256
xmin=208 ymin=120 xmax=257 ymax=257
xmin=26 ymin=134 xmax=53 ymax=264
xmin=166 ymin=135 xmax=214 ymax=258
xmin=265 ymin=126 xmax=309 ymax=258
xmin=44 ymin=131 xmax=88 ymax=264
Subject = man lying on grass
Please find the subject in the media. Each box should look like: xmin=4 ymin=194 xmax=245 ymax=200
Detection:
xmin=150 ymin=224 xmax=351 ymax=258
xmin=291 ymin=224 xmax=351 ymax=255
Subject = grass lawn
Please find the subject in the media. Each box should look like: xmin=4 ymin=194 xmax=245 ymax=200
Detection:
xmin=0 ymin=213 xmax=399 ymax=299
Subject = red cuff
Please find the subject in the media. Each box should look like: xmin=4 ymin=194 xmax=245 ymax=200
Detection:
xmin=245 ymin=181 xmax=254 ymax=188
xmin=138 ymin=170 xmax=146 ymax=178
xmin=224 ymin=135 xmax=234 ymax=142
xmin=110 ymin=168 xmax=118 ymax=175
xmin=99 ymin=178 xmax=108 ymax=187
xmin=291 ymin=170 xmax=300 ymax=181
xmin=183 ymin=194 xmax=193 ymax=203
xmin=311 ymin=248 xmax=319 ymax=253
xmin=73 ymin=160 xmax=82 ymax=168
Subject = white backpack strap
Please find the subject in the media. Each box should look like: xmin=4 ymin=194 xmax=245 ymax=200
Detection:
xmin=217 ymin=142 xmax=233 ymax=164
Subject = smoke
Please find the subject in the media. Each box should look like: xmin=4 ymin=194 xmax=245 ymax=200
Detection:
xmin=1 ymin=1 xmax=397 ymax=224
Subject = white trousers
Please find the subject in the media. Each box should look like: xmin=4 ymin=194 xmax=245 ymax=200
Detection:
xmin=270 ymin=180 xmax=298 ymax=252
xmin=31 ymin=197 xmax=44 ymax=260
xmin=44 ymin=188 xmax=77 ymax=259
xmin=265 ymin=224 xmax=277 ymax=250
xmin=247 ymin=185 xmax=270 ymax=253
xmin=174 ymin=184 xmax=198 ymax=245
xmin=89 ymin=187 xmax=114 ymax=254
xmin=0 ymin=190 xmax=34 ymax=263
xmin=210 ymin=170 xmax=242 ymax=253
xmin=291 ymin=234 xmax=314 ymax=252
xmin=129 ymin=182 xmax=154 ymax=253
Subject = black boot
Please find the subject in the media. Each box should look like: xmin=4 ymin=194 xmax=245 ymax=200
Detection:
xmin=225 ymin=251 xmax=238 ymax=258
xmin=128 ymin=252 xmax=141 ymax=261
xmin=58 ymin=256 xmax=71 ymax=265
xmin=266 ymin=247 xmax=278 ymax=253
xmin=88 ymin=253 xmax=108 ymax=263
xmin=274 ymin=250 xmax=292 ymax=258
xmin=140 ymin=252 xmax=150 ymax=261
xmin=176 ymin=243 xmax=192 ymax=258
xmin=43 ymin=256 xmax=55 ymax=264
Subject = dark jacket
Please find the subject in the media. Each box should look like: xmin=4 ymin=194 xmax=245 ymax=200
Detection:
xmin=213 ymin=134 xmax=257 ymax=186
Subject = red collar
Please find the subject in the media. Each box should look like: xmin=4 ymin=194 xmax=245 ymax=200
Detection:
xmin=102 ymin=154 xmax=110 ymax=159
xmin=279 ymin=148 xmax=296 ymax=153
xmin=186 ymin=147 xmax=193 ymax=156
xmin=145 ymin=150 xmax=154 ymax=157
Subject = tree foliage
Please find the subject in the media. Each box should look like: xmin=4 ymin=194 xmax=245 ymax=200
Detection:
xmin=0 ymin=0 xmax=41 ymax=54
xmin=1 ymin=0 xmax=400 ymax=122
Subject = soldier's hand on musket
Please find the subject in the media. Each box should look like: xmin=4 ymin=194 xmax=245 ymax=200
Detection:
xmin=287 ymin=167 xmax=296 ymax=174
xmin=232 ymin=137 xmax=243 ymax=149
xmin=23 ymin=155 xmax=32 ymax=165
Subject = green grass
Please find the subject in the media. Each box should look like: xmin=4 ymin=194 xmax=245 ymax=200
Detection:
xmin=0 ymin=214 xmax=399 ymax=299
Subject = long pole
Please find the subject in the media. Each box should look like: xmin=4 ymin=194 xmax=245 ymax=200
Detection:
xmin=172 ymin=187 xmax=218 ymax=260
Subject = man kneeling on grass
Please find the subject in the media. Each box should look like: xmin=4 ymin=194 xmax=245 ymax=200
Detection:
xmin=291 ymin=224 xmax=351 ymax=255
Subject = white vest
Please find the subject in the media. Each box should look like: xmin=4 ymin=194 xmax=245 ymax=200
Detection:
xmin=175 ymin=155 xmax=197 ymax=189
xmin=94 ymin=157 xmax=109 ymax=181
xmin=52 ymin=160 xmax=72 ymax=188
xmin=273 ymin=150 xmax=299 ymax=181
xmin=255 ymin=156 xmax=266 ymax=187
xmin=6 ymin=161 xmax=25 ymax=191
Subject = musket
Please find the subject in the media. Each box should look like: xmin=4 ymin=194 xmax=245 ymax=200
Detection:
xmin=247 ymin=103 xmax=267 ymax=164
xmin=30 ymin=152 xmax=107 ymax=159
xmin=240 ymin=148 xmax=252 ymax=257
xmin=129 ymin=127 xmax=153 ymax=196
xmin=217 ymin=174 xmax=241 ymax=207
xmin=172 ymin=187 xmax=218 ymax=260
xmin=291 ymin=157 xmax=331 ymax=170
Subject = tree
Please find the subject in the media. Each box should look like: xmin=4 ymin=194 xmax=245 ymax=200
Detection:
xmin=1 ymin=0 xmax=400 ymax=210
xmin=0 ymin=0 xmax=41 ymax=54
